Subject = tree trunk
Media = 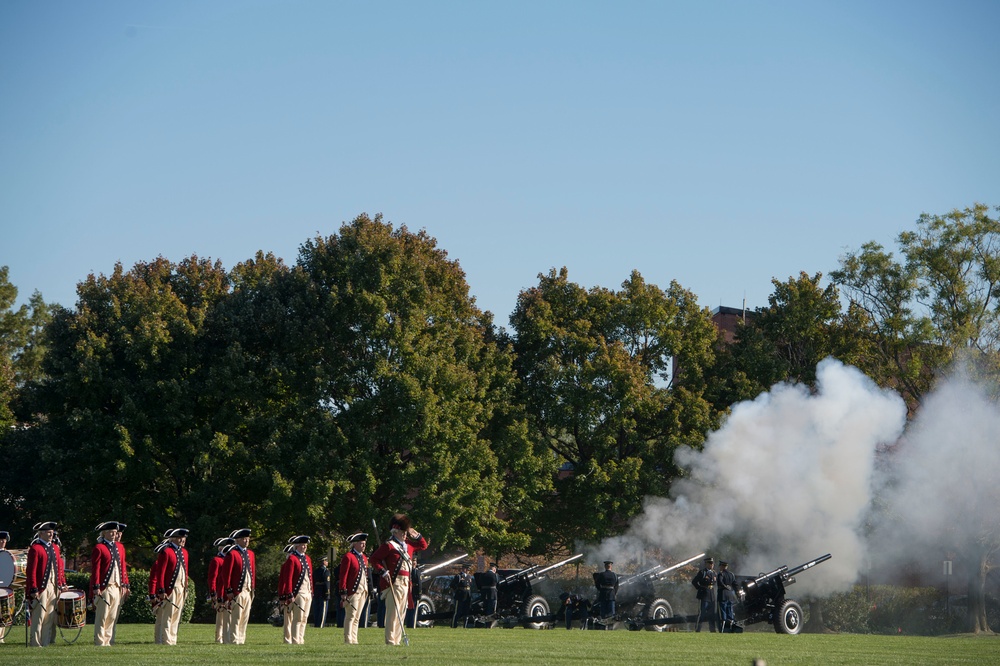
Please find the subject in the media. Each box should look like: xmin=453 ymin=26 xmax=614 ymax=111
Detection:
xmin=967 ymin=549 xmax=992 ymax=634
xmin=804 ymin=598 xmax=830 ymax=633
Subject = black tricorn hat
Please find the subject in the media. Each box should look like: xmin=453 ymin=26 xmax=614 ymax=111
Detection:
xmin=95 ymin=521 xmax=126 ymax=532
xmin=388 ymin=513 xmax=411 ymax=531
xmin=165 ymin=528 xmax=190 ymax=538
xmin=33 ymin=521 xmax=58 ymax=531
xmin=213 ymin=537 xmax=235 ymax=548
xmin=287 ymin=535 xmax=310 ymax=545
xmin=348 ymin=532 xmax=368 ymax=543
xmin=154 ymin=539 xmax=170 ymax=553
xmin=230 ymin=528 xmax=252 ymax=539
xmin=282 ymin=544 xmax=294 ymax=554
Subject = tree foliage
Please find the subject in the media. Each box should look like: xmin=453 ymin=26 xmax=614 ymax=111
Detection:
xmin=509 ymin=268 xmax=721 ymax=549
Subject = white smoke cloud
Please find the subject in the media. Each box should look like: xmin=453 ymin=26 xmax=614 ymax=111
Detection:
xmin=598 ymin=358 xmax=908 ymax=596
xmin=873 ymin=365 xmax=1000 ymax=572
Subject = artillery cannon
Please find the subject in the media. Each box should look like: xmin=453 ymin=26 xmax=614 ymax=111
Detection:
xmin=412 ymin=554 xmax=470 ymax=627
xmin=730 ymin=553 xmax=832 ymax=634
xmin=472 ymin=554 xmax=584 ymax=629
xmin=613 ymin=552 xmax=706 ymax=631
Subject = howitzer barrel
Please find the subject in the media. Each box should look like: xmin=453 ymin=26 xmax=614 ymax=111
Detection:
xmin=498 ymin=564 xmax=542 ymax=585
xmin=649 ymin=552 xmax=707 ymax=581
xmin=532 ymin=553 xmax=583 ymax=578
xmin=419 ymin=553 xmax=469 ymax=577
xmin=785 ymin=553 xmax=832 ymax=578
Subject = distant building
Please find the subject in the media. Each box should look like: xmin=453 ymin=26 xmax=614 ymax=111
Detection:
xmin=710 ymin=305 xmax=750 ymax=344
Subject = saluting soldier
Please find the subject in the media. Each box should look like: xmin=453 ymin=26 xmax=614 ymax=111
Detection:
xmin=692 ymin=556 xmax=718 ymax=633
xmin=594 ymin=561 xmax=619 ymax=619
xmin=89 ymin=521 xmax=130 ymax=646
xmin=370 ymin=513 xmax=428 ymax=646
xmin=149 ymin=528 xmax=190 ymax=645
xmin=450 ymin=562 xmax=474 ymax=628
xmin=278 ymin=535 xmax=313 ymax=644
xmin=222 ymin=527 xmax=256 ymax=644
xmin=26 ymin=521 xmax=66 ymax=647
xmin=208 ymin=537 xmax=234 ymax=643
xmin=338 ymin=533 xmax=369 ymax=644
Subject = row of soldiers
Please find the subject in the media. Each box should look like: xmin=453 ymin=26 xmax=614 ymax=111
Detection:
xmin=7 ymin=512 xmax=427 ymax=648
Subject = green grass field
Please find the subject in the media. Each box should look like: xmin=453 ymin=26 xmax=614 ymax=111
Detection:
xmin=1 ymin=623 xmax=997 ymax=665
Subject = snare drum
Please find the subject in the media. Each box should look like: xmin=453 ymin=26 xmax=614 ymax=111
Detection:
xmin=57 ymin=589 xmax=87 ymax=629
xmin=0 ymin=587 xmax=13 ymax=628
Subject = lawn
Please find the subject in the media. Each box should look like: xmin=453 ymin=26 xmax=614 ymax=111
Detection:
xmin=1 ymin=623 xmax=997 ymax=665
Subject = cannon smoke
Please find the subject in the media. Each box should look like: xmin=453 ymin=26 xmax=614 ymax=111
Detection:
xmin=589 ymin=357 xmax=1000 ymax=598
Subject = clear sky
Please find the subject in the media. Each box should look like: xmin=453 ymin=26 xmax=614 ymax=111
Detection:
xmin=2 ymin=0 xmax=998 ymax=326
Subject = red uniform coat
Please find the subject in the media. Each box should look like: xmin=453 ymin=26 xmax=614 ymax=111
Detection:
xmin=149 ymin=545 xmax=189 ymax=596
xmin=337 ymin=549 xmax=368 ymax=595
xmin=371 ymin=534 xmax=428 ymax=607
xmin=222 ymin=547 xmax=256 ymax=595
xmin=89 ymin=539 xmax=129 ymax=600
xmin=277 ymin=553 xmax=313 ymax=599
xmin=207 ymin=553 xmax=225 ymax=600
xmin=25 ymin=540 xmax=66 ymax=595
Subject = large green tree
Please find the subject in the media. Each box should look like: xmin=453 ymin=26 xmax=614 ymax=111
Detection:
xmin=510 ymin=268 xmax=721 ymax=549
xmin=713 ymin=271 xmax=869 ymax=406
xmin=206 ymin=216 xmax=551 ymax=554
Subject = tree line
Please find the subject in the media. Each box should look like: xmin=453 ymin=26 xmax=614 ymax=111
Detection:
xmin=1 ymin=206 xmax=998 ymax=627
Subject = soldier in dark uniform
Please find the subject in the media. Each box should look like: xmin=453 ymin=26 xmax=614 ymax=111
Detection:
xmin=594 ymin=561 xmax=619 ymax=619
xmin=479 ymin=562 xmax=499 ymax=617
xmin=449 ymin=562 xmax=474 ymax=628
xmin=313 ymin=556 xmax=331 ymax=628
xmin=716 ymin=560 xmax=737 ymax=633
xmin=558 ymin=590 xmax=591 ymax=630
xmin=692 ymin=556 xmax=718 ymax=632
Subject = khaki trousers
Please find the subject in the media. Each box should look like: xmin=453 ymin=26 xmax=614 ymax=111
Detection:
xmin=93 ymin=578 xmax=123 ymax=646
xmin=343 ymin=586 xmax=369 ymax=644
xmin=29 ymin=575 xmax=58 ymax=647
xmin=214 ymin=603 xmax=226 ymax=643
xmin=225 ymin=588 xmax=253 ymax=644
xmin=282 ymin=587 xmax=312 ymax=644
xmin=154 ymin=568 xmax=186 ymax=645
xmin=383 ymin=576 xmax=409 ymax=646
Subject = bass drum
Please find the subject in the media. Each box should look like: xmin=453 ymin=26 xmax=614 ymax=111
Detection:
xmin=644 ymin=597 xmax=673 ymax=632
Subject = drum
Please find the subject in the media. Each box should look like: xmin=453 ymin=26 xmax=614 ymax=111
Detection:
xmin=57 ymin=589 xmax=87 ymax=629
xmin=0 ymin=587 xmax=13 ymax=628
xmin=0 ymin=551 xmax=13 ymax=587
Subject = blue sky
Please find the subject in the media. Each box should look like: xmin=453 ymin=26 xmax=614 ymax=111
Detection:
xmin=2 ymin=0 xmax=998 ymax=325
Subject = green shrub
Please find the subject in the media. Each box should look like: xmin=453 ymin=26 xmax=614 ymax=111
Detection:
xmin=66 ymin=570 xmax=195 ymax=623
xmin=822 ymin=585 xmax=964 ymax=635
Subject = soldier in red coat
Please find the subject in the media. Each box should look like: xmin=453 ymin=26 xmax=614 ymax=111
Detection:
xmin=338 ymin=532 xmax=369 ymax=644
xmin=222 ymin=528 xmax=255 ymax=644
xmin=207 ymin=537 xmax=233 ymax=644
xmin=89 ymin=521 xmax=130 ymax=646
xmin=278 ymin=535 xmax=313 ymax=644
xmin=149 ymin=528 xmax=189 ymax=645
xmin=370 ymin=514 xmax=428 ymax=646
xmin=26 ymin=521 xmax=66 ymax=647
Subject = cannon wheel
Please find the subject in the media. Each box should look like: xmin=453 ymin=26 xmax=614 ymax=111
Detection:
xmin=415 ymin=595 xmax=435 ymax=628
xmin=774 ymin=599 xmax=803 ymax=635
xmin=522 ymin=595 xmax=551 ymax=629
xmin=644 ymin=597 xmax=673 ymax=632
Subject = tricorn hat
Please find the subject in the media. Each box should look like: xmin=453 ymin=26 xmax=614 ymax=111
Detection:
xmin=287 ymin=535 xmax=310 ymax=545
xmin=347 ymin=532 xmax=368 ymax=543
xmin=95 ymin=521 xmax=126 ymax=532
xmin=153 ymin=539 xmax=170 ymax=553
xmin=388 ymin=513 xmax=411 ymax=531
xmin=229 ymin=528 xmax=252 ymax=539
xmin=33 ymin=521 xmax=58 ymax=531
xmin=282 ymin=544 xmax=294 ymax=553
xmin=164 ymin=528 xmax=190 ymax=538
xmin=213 ymin=537 xmax=235 ymax=548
